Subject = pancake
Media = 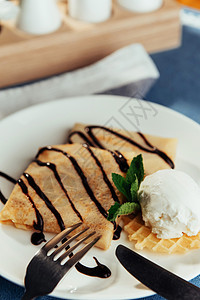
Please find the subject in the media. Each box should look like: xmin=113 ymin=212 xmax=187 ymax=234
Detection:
xmin=0 ymin=143 xmax=135 ymax=250
xmin=0 ymin=125 xmax=177 ymax=250
xmin=68 ymin=123 xmax=177 ymax=174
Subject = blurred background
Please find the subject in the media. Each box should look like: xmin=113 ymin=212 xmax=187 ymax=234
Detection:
xmin=0 ymin=0 xmax=199 ymax=123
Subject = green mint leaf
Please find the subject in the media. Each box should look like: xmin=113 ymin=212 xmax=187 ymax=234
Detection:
xmin=108 ymin=155 xmax=145 ymax=223
xmin=130 ymin=175 xmax=138 ymax=202
xmin=126 ymin=154 xmax=144 ymax=187
xmin=112 ymin=173 xmax=131 ymax=201
xmin=107 ymin=202 xmax=140 ymax=222
xmin=107 ymin=202 xmax=121 ymax=222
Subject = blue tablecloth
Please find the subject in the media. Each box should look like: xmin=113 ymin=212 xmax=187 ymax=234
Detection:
xmin=147 ymin=25 xmax=200 ymax=125
xmin=0 ymin=25 xmax=200 ymax=300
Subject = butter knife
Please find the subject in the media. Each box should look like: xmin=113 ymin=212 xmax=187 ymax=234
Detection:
xmin=116 ymin=245 xmax=200 ymax=300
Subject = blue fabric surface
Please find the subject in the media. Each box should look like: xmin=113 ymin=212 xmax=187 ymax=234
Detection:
xmin=0 ymin=25 xmax=200 ymax=300
xmin=147 ymin=25 xmax=200 ymax=125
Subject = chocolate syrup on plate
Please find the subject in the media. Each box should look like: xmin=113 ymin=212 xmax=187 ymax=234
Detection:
xmin=0 ymin=172 xmax=16 ymax=204
xmin=76 ymin=257 xmax=111 ymax=278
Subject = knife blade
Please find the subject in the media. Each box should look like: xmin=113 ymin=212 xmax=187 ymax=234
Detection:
xmin=116 ymin=245 xmax=200 ymax=300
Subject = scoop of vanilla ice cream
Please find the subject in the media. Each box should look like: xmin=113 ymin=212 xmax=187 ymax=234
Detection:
xmin=139 ymin=169 xmax=200 ymax=239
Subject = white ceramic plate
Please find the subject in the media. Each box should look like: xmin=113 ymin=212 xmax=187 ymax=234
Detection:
xmin=0 ymin=95 xmax=200 ymax=300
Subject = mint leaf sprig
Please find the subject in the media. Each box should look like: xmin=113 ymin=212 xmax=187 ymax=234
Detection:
xmin=107 ymin=154 xmax=144 ymax=222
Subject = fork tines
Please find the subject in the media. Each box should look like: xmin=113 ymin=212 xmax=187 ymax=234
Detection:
xmin=43 ymin=223 xmax=101 ymax=266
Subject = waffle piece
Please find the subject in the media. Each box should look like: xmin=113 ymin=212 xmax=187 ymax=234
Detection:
xmin=123 ymin=214 xmax=200 ymax=254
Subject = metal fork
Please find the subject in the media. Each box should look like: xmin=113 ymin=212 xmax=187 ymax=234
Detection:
xmin=22 ymin=223 xmax=100 ymax=300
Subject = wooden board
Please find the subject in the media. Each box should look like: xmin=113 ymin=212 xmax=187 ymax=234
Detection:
xmin=0 ymin=0 xmax=181 ymax=89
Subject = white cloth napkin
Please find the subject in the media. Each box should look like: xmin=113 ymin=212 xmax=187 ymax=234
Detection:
xmin=0 ymin=43 xmax=159 ymax=120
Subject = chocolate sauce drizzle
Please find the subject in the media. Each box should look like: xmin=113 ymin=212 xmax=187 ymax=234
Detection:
xmin=68 ymin=131 xmax=94 ymax=147
xmin=76 ymin=257 xmax=111 ymax=278
xmin=110 ymin=150 xmax=129 ymax=172
xmin=0 ymin=190 xmax=7 ymax=205
xmin=0 ymin=172 xmax=16 ymax=204
xmin=33 ymin=159 xmax=83 ymax=222
xmin=68 ymin=131 xmax=129 ymax=172
xmin=17 ymin=178 xmax=46 ymax=245
xmin=83 ymin=143 xmax=120 ymax=203
xmin=113 ymin=225 xmax=122 ymax=240
xmin=68 ymin=125 xmax=175 ymax=169
xmin=24 ymin=172 xmax=65 ymax=232
xmin=36 ymin=146 xmax=108 ymax=219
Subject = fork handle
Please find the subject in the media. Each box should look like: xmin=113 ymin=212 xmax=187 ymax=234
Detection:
xmin=21 ymin=291 xmax=36 ymax=300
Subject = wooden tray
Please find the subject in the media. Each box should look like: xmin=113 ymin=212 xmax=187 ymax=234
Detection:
xmin=0 ymin=0 xmax=181 ymax=89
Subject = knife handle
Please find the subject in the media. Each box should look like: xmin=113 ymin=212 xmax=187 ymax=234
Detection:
xmin=116 ymin=245 xmax=200 ymax=300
